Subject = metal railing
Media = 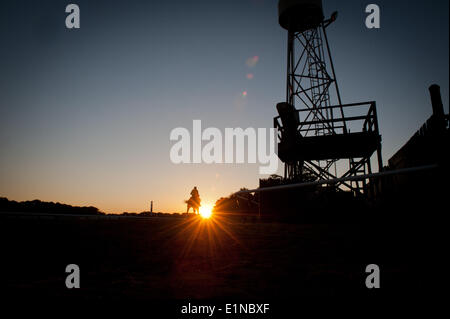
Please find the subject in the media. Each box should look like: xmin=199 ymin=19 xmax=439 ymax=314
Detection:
xmin=274 ymin=101 xmax=378 ymax=137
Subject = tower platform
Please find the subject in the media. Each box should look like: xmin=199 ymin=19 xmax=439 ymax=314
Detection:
xmin=274 ymin=101 xmax=382 ymax=164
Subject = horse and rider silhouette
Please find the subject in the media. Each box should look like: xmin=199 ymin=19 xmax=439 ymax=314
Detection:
xmin=185 ymin=186 xmax=201 ymax=215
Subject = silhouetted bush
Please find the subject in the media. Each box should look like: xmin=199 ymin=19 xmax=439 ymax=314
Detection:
xmin=214 ymin=187 xmax=259 ymax=214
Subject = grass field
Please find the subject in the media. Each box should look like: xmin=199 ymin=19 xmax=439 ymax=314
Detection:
xmin=0 ymin=213 xmax=428 ymax=300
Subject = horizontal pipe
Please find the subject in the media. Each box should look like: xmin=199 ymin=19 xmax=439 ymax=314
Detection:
xmin=236 ymin=164 xmax=438 ymax=195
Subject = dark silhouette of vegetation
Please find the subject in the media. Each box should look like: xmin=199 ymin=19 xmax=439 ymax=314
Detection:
xmin=121 ymin=211 xmax=187 ymax=218
xmin=213 ymin=172 xmax=319 ymax=215
xmin=0 ymin=197 xmax=103 ymax=215
xmin=214 ymin=187 xmax=259 ymax=214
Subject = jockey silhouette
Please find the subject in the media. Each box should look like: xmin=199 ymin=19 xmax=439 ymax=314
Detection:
xmin=186 ymin=187 xmax=201 ymax=214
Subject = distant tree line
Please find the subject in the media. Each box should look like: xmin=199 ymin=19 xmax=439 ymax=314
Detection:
xmin=120 ymin=211 xmax=185 ymax=217
xmin=0 ymin=197 xmax=103 ymax=215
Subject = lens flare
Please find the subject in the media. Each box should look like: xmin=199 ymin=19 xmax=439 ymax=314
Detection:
xmin=246 ymin=55 xmax=259 ymax=68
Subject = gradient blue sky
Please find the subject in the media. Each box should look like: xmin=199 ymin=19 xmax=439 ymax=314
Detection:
xmin=0 ymin=0 xmax=448 ymax=213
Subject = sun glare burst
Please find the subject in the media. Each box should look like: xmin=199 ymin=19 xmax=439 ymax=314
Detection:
xmin=199 ymin=204 xmax=213 ymax=219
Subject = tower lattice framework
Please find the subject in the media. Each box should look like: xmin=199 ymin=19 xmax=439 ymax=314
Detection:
xmin=277 ymin=13 xmax=383 ymax=195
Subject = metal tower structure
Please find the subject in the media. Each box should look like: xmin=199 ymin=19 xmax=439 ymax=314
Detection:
xmin=274 ymin=0 xmax=383 ymax=195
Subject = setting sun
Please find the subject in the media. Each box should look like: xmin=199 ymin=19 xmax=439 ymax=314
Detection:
xmin=199 ymin=204 xmax=213 ymax=219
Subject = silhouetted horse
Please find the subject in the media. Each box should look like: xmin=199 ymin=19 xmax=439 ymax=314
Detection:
xmin=185 ymin=197 xmax=200 ymax=215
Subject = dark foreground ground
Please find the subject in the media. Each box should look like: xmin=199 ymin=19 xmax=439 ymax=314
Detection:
xmin=0 ymin=211 xmax=437 ymax=304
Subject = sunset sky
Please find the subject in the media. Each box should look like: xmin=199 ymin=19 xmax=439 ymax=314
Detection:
xmin=0 ymin=0 xmax=448 ymax=213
